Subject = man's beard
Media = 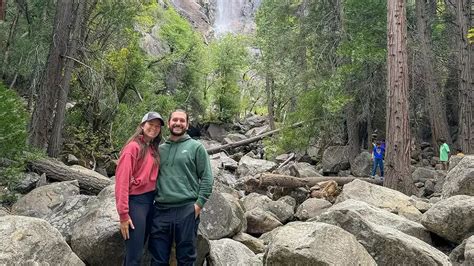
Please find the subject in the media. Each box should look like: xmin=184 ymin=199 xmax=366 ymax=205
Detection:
xmin=169 ymin=126 xmax=186 ymax=136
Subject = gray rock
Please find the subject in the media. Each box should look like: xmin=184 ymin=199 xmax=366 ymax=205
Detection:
xmin=264 ymin=222 xmax=376 ymax=265
xmin=450 ymin=236 xmax=474 ymax=266
xmin=0 ymin=215 xmax=84 ymax=265
xmin=322 ymin=146 xmax=350 ymax=174
xmin=209 ymin=238 xmax=262 ymax=265
xmin=225 ymin=133 xmax=248 ymax=143
xmin=245 ymin=125 xmax=270 ymax=138
xmin=232 ymin=232 xmax=265 ymax=254
xmin=237 ymin=155 xmax=277 ymax=177
xmin=315 ymin=199 xmax=432 ymax=243
xmin=70 ymin=185 xmax=123 ymax=265
xmin=200 ymin=192 xmax=246 ymax=240
xmin=66 ymin=154 xmax=80 ymax=165
xmin=245 ymin=207 xmax=282 ymax=234
xmin=14 ymin=172 xmax=41 ymax=193
xmin=240 ymin=193 xmax=272 ymax=212
xmin=11 ymin=180 xmax=80 ymax=218
xmin=47 ymin=194 xmax=92 ymax=243
xmin=351 ymin=151 xmax=372 ymax=177
xmin=442 ymin=155 xmax=474 ymax=197
xmin=337 ymin=179 xmax=422 ymax=222
xmin=295 ymin=198 xmax=332 ymax=221
xmin=262 ymin=200 xmax=294 ymax=223
xmin=277 ymin=196 xmax=296 ymax=209
xmin=412 ymin=167 xmax=438 ymax=183
xmin=242 ymin=114 xmax=267 ymax=128
xmin=421 ymin=195 xmax=474 ymax=243
xmin=289 ymin=162 xmax=320 ymax=177
xmin=0 ymin=206 xmax=9 ymax=216
xmin=409 ymin=196 xmax=433 ymax=213
xmin=207 ymin=123 xmax=228 ymax=142
xmin=449 ymin=155 xmax=465 ymax=172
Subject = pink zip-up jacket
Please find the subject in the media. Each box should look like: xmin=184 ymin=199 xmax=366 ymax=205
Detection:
xmin=115 ymin=140 xmax=158 ymax=222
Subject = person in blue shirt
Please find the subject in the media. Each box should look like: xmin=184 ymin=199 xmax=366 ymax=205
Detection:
xmin=371 ymin=141 xmax=385 ymax=179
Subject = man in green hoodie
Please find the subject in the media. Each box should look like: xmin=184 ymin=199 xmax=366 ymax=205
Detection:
xmin=149 ymin=109 xmax=213 ymax=266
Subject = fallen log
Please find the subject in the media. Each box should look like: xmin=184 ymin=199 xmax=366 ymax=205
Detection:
xmin=206 ymin=121 xmax=307 ymax=155
xmin=28 ymin=157 xmax=112 ymax=195
xmin=244 ymin=173 xmax=382 ymax=192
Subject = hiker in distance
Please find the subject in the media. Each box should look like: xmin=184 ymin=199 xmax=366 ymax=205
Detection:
xmin=438 ymin=137 xmax=450 ymax=170
xmin=114 ymin=111 xmax=165 ymax=265
xmin=149 ymin=109 xmax=214 ymax=265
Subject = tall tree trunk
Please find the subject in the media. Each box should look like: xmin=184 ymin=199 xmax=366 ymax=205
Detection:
xmin=266 ymin=72 xmax=275 ymax=130
xmin=29 ymin=0 xmax=75 ymax=150
xmin=415 ymin=0 xmax=452 ymax=149
xmin=385 ymin=0 xmax=414 ymax=195
xmin=0 ymin=0 xmax=6 ymax=21
xmin=47 ymin=0 xmax=84 ymax=157
xmin=346 ymin=101 xmax=360 ymax=166
xmin=2 ymin=10 xmax=19 ymax=79
xmin=456 ymin=0 xmax=473 ymax=153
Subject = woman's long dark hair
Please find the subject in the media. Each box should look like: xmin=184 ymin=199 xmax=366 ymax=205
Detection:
xmin=121 ymin=123 xmax=162 ymax=166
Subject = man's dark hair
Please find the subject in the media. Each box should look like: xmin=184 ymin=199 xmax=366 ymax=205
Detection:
xmin=169 ymin=109 xmax=189 ymax=123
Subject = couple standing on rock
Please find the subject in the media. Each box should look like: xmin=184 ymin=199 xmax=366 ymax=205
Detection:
xmin=114 ymin=109 xmax=214 ymax=265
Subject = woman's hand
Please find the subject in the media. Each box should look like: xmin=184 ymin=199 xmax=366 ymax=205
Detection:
xmin=120 ymin=219 xmax=135 ymax=240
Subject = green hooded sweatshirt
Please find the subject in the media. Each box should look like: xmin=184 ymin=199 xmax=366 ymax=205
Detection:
xmin=154 ymin=134 xmax=213 ymax=208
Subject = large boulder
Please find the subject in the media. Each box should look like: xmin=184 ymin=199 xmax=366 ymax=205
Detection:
xmin=322 ymin=146 xmax=350 ymax=174
xmin=70 ymin=185 xmax=123 ymax=265
xmin=442 ymin=155 xmax=474 ymax=197
xmin=337 ymin=179 xmax=422 ymax=222
xmin=316 ymin=210 xmax=450 ymax=265
xmin=421 ymin=195 xmax=474 ymax=243
xmin=412 ymin=167 xmax=438 ymax=183
xmin=315 ymin=199 xmax=432 ymax=243
xmin=351 ymin=151 xmax=372 ymax=177
xmin=14 ymin=172 xmax=41 ymax=193
xmin=0 ymin=215 xmax=84 ymax=265
xmin=206 ymin=123 xmax=227 ymax=142
xmin=245 ymin=125 xmax=270 ymax=138
xmin=288 ymin=162 xmax=321 ymax=177
xmin=208 ymin=238 xmax=262 ymax=265
xmin=450 ymin=236 xmax=474 ymax=265
xmin=200 ymin=192 xmax=246 ymax=240
xmin=11 ymin=180 xmax=80 ymax=218
xmin=232 ymin=232 xmax=265 ymax=254
xmin=264 ymin=222 xmax=375 ymax=265
xmin=237 ymin=155 xmax=277 ymax=177
xmin=245 ymin=207 xmax=282 ymax=235
xmin=47 ymin=194 xmax=92 ymax=243
xmin=449 ymin=155 xmax=465 ymax=171
xmin=295 ymin=198 xmax=332 ymax=221
xmin=262 ymin=199 xmax=294 ymax=224
xmin=240 ymin=193 xmax=272 ymax=212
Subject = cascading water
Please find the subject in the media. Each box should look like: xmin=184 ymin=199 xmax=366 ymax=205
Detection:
xmin=213 ymin=0 xmax=261 ymax=37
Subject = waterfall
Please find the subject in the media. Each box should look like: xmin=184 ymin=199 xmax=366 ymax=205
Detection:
xmin=213 ymin=0 xmax=261 ymax=37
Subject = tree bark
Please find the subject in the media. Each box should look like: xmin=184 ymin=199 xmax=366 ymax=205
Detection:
xmin=385 ymin=0 xmax=415 ymax=195
xmin=28 ymin=157 xmax=112 ymax=195
xmin=48 ymin=0 xmax=85 ymax=157
xmin=456 ymin=0 xmax=473 ymax=153
xmin=266 ymin=72 xmax=275 ymax=130
xmin=0 ymin=0 xmax=6 ymax=21
xmin=29 ymin=0 xmax=77 ymax=151
xmin=415 ymin=0 xmax=452 ymax=150
xmin=244 ymin=173 xmax=382 ymax=192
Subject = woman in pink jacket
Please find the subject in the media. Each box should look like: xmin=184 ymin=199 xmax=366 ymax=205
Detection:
xmin=115 ymin=111 xmax=164 ymax=265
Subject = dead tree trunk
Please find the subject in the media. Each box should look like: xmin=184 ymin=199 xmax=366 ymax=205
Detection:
xmin=385 ymin=0 xmax=415 ymax=195
xmin=28 ymin=157 xmax=112 ymax=194
xmin=456 ymin=0 xmax=473 ymax=153
xmin=0 ymin=0 xmax=6 ymax=21
xmin=206 ymin=120 xmax=309 ymax=155
xmin=266 ymin=72 xmax=275 ymax=130
xmin=416 ymin=0 xmax=452 ymax=149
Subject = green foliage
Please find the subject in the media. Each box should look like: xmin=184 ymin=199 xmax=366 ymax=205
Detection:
xmin=0 ymin=83 xmax=28 ymax=159
xmin=208 ymin=34 xmax=250 ymax=122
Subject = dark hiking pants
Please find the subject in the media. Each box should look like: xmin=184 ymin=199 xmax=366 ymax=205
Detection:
xmin=124 ymin=191 xmax=155 ymax=266
xmin=149 ymin=203 xmax=200 ymax=266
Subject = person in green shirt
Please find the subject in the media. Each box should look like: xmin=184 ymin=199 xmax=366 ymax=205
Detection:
xmin=439 ymin=137 xmax=450 ymax=170
xmin=149 ymin=109 xmax=214 ymax=265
